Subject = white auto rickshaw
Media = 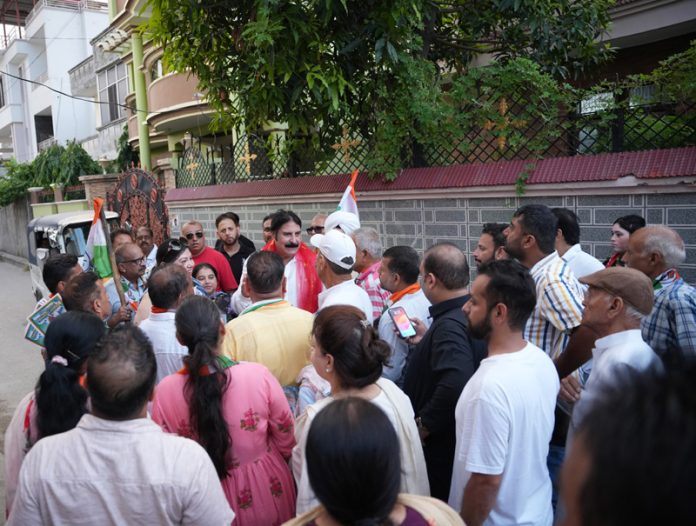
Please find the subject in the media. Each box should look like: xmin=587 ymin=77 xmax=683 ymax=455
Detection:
xmin=27 ymin=211 xmax=120 ymax=301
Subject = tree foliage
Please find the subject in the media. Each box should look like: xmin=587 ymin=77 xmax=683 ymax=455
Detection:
xmin=145 ymin=0 xmax=613 ymax=177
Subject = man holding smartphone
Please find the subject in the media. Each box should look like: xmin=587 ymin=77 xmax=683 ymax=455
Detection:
xmin=378 ymin=246 xmax=431 ymax=385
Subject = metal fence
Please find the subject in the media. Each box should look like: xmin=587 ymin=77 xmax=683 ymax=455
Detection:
xmin=175 ymin=94 xmax=696 ymax=187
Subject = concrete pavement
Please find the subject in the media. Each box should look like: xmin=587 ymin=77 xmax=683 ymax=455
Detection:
xmin=0 ymin=260 xmax=45 ymax=521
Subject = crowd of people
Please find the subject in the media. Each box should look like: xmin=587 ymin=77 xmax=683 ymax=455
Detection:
xmin=4 ymin=204 xmax=696 ymax=525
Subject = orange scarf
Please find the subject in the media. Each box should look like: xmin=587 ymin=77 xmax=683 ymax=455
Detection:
xmin=263 ymin=240 xmax=322 ymax=313
xmin=389 ymin=283 xmax=421 ymax=304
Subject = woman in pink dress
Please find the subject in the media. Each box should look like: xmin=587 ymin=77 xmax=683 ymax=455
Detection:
xmin=152 ymin=296 xmax=296 ymax=525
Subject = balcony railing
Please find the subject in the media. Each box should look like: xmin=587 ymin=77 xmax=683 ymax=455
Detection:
xmin=26 ymin=0 xmax=108 ymax=28
xmin=37 ymin=137 xmax=58 ymax=152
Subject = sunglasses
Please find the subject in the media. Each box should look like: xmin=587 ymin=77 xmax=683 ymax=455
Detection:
xmin=185 ymin=231 xmax=204 ymax=240
xmin=306 ymin=226 xmax=325 ymax=235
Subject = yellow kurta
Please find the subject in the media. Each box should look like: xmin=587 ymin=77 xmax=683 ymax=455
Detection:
xmin=222 ymin=299 xmax=313 ymax=387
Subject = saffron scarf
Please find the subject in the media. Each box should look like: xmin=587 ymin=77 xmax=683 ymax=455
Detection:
xmin=263 ymin=240 xmax=322 ymax=313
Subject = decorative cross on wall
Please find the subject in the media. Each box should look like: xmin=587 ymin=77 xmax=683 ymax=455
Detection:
xmin=483 ymin=97 xmax=528 ymax=151
xmin=332 ymin=127 xmax=361 ymax=163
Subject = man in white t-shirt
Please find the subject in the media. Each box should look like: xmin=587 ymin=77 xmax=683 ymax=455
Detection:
xmin=312 ymin=228 xmax=374 ymax=322
xmin=449 ymin=259 xmax=559 ymax=526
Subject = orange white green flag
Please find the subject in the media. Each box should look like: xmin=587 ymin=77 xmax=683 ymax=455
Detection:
xmin=83 ymin=197 xmax=113 ymax=279
xmin=336 ymin=169 xmax=360 ymax=220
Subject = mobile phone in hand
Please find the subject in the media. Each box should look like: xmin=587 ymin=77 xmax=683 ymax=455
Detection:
xmin=388 ymin=306 xmax=417 ymax=339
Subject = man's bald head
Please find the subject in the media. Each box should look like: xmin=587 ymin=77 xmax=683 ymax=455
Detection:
xmin=87 ymin=325 xmax=156 ymax=421
xmin=147 ymin=265 xmax=190 ymax=310
xmin=423 ymin=242 xmax=470 ymax=290
xmin=626 ymin=226 xmax=686 ymax=278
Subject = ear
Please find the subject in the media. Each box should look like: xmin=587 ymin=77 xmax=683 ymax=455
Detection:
xmin=325 ymin=353 xmax=334 ymax=369
xmin=242 ymin=279 xmax=251 ymax=297
xmin=494 ymin=246 xmax=507 ymax=260
xmin=219 ymin=320 xmax=226 ymax=338
xmin=607 ymin=296 xmax=624 ymax=319
xmin=91 ymin=298 xmax=103 ymax=317
xmin=523 ymin=233 xmax=536 ymax=250
xmin=492 ymin=302 xmax=508 ymax=326
xmin=281 ymin=276 xmax=287 ymax=296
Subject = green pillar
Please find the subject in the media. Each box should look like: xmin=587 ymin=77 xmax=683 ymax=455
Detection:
xmin=131 ymin=33 xmax=151 ymax=170
xmin=108 ymin=0 xmax=116 ymax=20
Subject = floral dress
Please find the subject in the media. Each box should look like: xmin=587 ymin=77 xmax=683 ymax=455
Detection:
xmin=152 ymin=361 xmax=296 ymax=525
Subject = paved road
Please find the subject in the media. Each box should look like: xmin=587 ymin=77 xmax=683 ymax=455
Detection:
xmin=0 ymin=260 xmax=44 ymax=521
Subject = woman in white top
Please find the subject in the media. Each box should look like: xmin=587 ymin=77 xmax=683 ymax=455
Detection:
xmin=293 ymin=305 xmax=429 ymax=514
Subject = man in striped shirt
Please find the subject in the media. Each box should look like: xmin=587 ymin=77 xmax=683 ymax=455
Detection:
xmin=504 ymin=204 xmax=586 ymax=513
xmin=352 ymin=227 xmax=390 ymax=321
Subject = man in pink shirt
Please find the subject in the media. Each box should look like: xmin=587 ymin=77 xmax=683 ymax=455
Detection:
xmin=352 ymin=227 xmax=390 ymax=321
xmin=181 ymin=220 xmax=238 ymax=292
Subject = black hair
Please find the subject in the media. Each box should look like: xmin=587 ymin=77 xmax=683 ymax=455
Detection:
xmin=481 ymin=223 xmax=507 ymax=249
xmin=477 ymin=260 xmax=537 ymax=331
xmin=312 ymin=305 xmax=390 ymax=390
xmin=87 ymin=325 xmax=157 ymax=421
xmin=262 ymin=214 xmax=272 ymax=224
xmin=148 ymin=265 xmax=189 ymax=309
xmin=577 ymin=363 xmax=696 ymax=525
xmin=423 ymin=242 xmax=470 ymax=289
xmin=323 ymin=255 xmax=354 ymax=276
xmin=135 ymin=226 xmax=153 ymax=237
xmin=156 ymin=238 xmax=186 ymax=265
xmin=270 ymin=209 xmax=302 ymax=232
xmin=61 ymin=271 xmax=101 ymax=312
xmin=42 ymin=254 xmax=78 ymax=293
xmin=215 ymin=212 xmax=240 ymax=227
xmin=35 ymin=311 xmax=106 ymax=439
xmin=382 ymin=246 xmax=420 ymax=284
xmin=513 ymin=204 xmax=558 ymax=254
xmin=110 ymin=227 xmax=134 ymax=244
xmin=614 ymin=214 xmax=646 ymax=234
xmin=193 ymin=262 xmax=218 ymax=280
xmin=552 ymin=208 xmax=581 ymax=246
xmin=175 ymin=296 xmax=231 ymax=478
xmin=307 ymin=398 xmax=400 ymax=526
xmin=246 ymin=251 xmax=284 ymax=294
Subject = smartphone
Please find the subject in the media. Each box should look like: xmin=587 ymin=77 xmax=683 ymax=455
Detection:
xmin=388 ymin=306 xmax=416 ymax=339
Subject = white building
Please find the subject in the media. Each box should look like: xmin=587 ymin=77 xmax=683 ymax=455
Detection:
xmin=0 ymin=0 xmax=109 ymax=163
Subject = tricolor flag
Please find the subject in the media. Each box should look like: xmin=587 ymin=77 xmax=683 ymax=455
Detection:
xmin=336 ymin=169 xmax=360 ymax=220
xmin=84 ymin=198 xmax=113 ymax=279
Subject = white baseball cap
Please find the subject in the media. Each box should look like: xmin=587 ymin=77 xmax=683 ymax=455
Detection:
xmin=311 ymin=229 xmax=356 ymax=270
xmin=324 ymin=210 xmax=361 ymax=235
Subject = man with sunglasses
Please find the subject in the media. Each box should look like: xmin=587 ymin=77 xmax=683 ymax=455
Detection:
xmin=181 ymin=220 xmax=238 ymax=293
xmin=305 ymin=213 xmax=327 ymax=237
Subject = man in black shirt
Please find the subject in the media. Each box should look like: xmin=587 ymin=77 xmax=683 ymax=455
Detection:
xmin=214 ymin=212 xmax=256 ymax=284
xmin=402 ymin=242 xmax=486 ymax=501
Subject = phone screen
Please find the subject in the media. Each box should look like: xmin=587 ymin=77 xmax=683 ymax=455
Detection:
xmin=388 ymin=307 xmax=416 ymax=338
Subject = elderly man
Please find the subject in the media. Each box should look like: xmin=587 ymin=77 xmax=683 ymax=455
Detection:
xmin=561 ymin=267 xmax=661 ymax=452
xmin=181 ymin=220 xmax=238 ymax=292
xmin=312 ymin=228 xmax=373 ymax=322
xmin=552 ymin=208 xmax=603 ymax=280
xmin=401 ymin=242 xmax=487 ymax=501
xmin=104 ymin=243 xmax=148 ymax=321
xmin=473 ymin=223 xmax=508 ymax=270
xmin=135 ymin=226 xmax=157 ymax=270
xmin=8 ymin=325 xmax=234 ymax=525
xmin=450 ymin=260 xmax=558 ymax=526
xmin=352 ymin=227 xmax=390 ymax=320
xmin=222 ymin=251 xmax=313 ymax=399
xmin=624 ymin=225 xmax=696 ymax=365
xmin=306 ymin=212 xmax=327 ymax=236
xmin=139 ymin=265 xmax=192 ymax=383
xmin=378 ymin=245 xmax=431 ymax=384
xmin=233 ymin=209 xmax=322 ymax=314
xmin=214 ymin=212 xmax=256 ymax=284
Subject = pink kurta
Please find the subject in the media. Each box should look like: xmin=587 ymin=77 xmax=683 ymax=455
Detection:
xmin=152 ymin=361 xmax=296 ymax=525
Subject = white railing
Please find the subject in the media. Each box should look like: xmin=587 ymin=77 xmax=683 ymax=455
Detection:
xmin=25 ymin=0 xmax=108 ymax=28
xmin=37 ymin=137 xmax=58 ymax=152
xmin=0 ymin=26 xmax=21 ymax=50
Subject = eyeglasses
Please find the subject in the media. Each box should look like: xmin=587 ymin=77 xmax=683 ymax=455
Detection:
xmin=184 ymin=231 xmax=204 ymax=240
xmin=306 ymin=226 xmax=325 ymax=235
xmin=121 ymin=256 xmax=146 ymax=265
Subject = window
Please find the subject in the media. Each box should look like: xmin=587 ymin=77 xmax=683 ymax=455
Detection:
xmin=0 ymin=77 xmax=5 ymax=107
xmin=98 ymin=63 xmax=129 ymax=125
xmin=150 ymin=59 xmax=165 ymax=82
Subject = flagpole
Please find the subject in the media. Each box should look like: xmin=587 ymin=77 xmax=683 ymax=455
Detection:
xmin=100 ymin=206 xmax=127 ymax=309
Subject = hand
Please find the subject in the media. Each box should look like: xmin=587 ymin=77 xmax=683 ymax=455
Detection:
xmin=405 ymin=317 xmax=427 ymax=345
xmin=107 ymin=305 xmax=132 ymax=327
xmin=559 ymin=375 xmax=582 ymax=403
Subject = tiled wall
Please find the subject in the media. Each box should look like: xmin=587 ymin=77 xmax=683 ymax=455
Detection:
xmin=167 ymin=192 xmax=696 ymax=283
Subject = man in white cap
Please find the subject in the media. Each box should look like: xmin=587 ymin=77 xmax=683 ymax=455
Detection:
xmin=312 ymin=229 xmax=374 ymax=322
xmin=324 ymin=210 xmax=361 ymax=235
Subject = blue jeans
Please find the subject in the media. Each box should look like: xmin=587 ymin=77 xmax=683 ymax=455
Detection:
xmin=547 ymin=444 xmax=566 ymax=515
